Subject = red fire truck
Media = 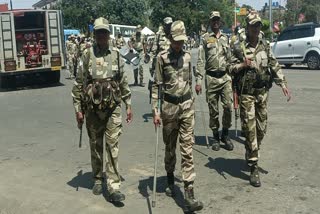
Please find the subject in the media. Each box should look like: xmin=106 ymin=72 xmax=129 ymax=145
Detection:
xmin=0 ymin=9 xmax=65 ymax=88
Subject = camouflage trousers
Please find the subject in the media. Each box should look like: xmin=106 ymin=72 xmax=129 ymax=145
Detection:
xmin=161 ymin=99 xmax=196 ymax=183
xmin=206 ymin=75 xmax=233 ymax=132
xmin=85 ymin=105 xmax=122 ymax=193
xmin=133 ymin=51 xmax=144 ymax=83
xmin=68 ymin=56 xmax=74 ymax=76
xmin=240 ymin=90 xmax=268 ymax=165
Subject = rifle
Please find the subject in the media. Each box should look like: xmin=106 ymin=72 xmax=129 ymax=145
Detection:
xmin=152 ymin=84 xmax=161 ymax=208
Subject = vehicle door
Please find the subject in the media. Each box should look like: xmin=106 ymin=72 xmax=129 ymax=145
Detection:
xmin=272 ymin=30 xmax=295 ymax=64
xmin=292 ymin=27 xmax=315 ymax=61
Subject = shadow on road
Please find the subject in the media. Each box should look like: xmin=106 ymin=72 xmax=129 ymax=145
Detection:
xmin=205 ymin=157 xmax=250 ymax=181
xmin=0 ymin=82 xmax=65 ymax=92
xmin=67 ymin=170 xmax=94 ymax=190
xmin=138 ymin=176 xmax=188 ymax=213
xmin=142 ymin=113 xmax=153 ymax=123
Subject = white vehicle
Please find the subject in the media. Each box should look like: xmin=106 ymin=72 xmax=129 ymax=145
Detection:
xmin=109 ymin=24 xmax=136 ymax=44
xmin=0 ymin=9 xmax=65 ymax=88
xmin=271 ymin=22 xmax=320 ymax=69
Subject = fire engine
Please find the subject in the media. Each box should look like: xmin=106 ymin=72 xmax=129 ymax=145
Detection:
xmin=0 ymin=9 xmax=65 ymax=88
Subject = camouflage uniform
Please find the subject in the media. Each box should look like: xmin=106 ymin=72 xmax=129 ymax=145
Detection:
xmin=196 ymin=11 xmax=233 ymax=150
xmin=130 ymin=25 xmax=146 ymax=85
xmin=152 ymin=20 xmax=203 ymax=212
xmin=114 ymin=35 xmax=126 ymax=49
xmin=67 ymin=35 xmax=77 ymax=78
xmin=72 ymin=18 xmax=131 ymax=196
xmin=230 ymin=14 xmax=288 ymax=186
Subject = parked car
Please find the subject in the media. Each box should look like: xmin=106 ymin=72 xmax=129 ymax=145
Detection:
xmin=270 ymin=22 xmax=320 ymax=69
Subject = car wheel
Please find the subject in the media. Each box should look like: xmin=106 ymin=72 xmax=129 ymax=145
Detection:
xmin=306 ymin=53 xmax=320 ymax=70
xmin=284 ymin=64 xmax=292 ymax=68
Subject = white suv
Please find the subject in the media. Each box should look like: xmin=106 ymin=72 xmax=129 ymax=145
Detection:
xmin=271 ymin=23 xmax=320 ymax=69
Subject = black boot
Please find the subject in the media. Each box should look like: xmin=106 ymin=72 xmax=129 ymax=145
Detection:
xmin=211 ymin=131 xmax=220 ymax=151
xmin=250 ymin=164 xmax=261 ymax=187
xmin=165 ymin=172 xmax=175 ymax=197
xmin=221 ymin=128 xmax=234 ymax=151
xmin=109 ymin=190 xmax=125 ymax=202
xmin=92 ymin=183 xmax=103 ymax=195
xmin=184 ymin=182 xmax=203 ymax=212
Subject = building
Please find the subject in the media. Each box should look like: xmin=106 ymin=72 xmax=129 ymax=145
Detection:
xmin=0 ymin=3 xmax=8 ymax=12
xmin=32 ymin=0 xmax=58 ymax=9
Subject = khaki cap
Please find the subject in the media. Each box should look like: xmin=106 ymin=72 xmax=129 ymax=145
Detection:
xmin=94 ymin=17 xmax=110 ymax=31
xmin=210 ymin=11 xmax=220 ymax=19
xmin=163 ymin=17 xmax=173 ymax=25
xmin=246 ymin=13 xmax=262 ymax=25
xmin=171 ymin=20 xmax=187 ymax=41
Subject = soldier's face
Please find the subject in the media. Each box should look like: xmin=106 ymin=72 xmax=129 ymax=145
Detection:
xmin=95 ymin=30 xmax=110 ymax=47
xmin=210 ymin=18 xmax=220 ymax=30
xmin=247 ymin=23 xmax=262 ymax=39
xmin=171 ymin=40 xmax=184 ymax=52
xmin=164 ymin=24 xmax=171 ymax=35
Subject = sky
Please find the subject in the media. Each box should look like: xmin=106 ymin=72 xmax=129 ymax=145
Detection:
xmin=1 ymin=0 xmax=288 ymax=10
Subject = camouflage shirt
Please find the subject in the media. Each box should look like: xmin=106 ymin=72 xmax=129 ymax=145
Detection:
xmin=115 ymin=37 xmax=126 ymax=49
xmin=196 ymin=31 xmax=230 ymax=85
xmin=151 ymin=30 xmax=171 ymax=58
xmin=130 ymin=33 xmax=146 ymax=52
xmin=151 ymin=48 xmax=192 ymax=114
xmin=72 ymin=43 xmax=131 ymax=113
xmin=230 ymin=38 xmax=287 ymax=89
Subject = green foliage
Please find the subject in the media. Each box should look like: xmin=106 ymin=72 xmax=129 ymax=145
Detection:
xmin=285 ymin=0 xmax=320 ymax=26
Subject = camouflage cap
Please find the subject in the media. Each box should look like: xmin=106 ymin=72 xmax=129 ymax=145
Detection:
xmin=94 ymin=17 xmax=110 ymax=31
xmin=136 ymin=25 xmax=142 ymax=32
xmin=246 ymin=13 xmax=262 ymax=25
xmin=210 ymin=11 xmax=220 ymax=19
xmin=171 ymin=20 xmax=187 ymax=41
xmin=163 ymin=17 xmax=173 ymax=25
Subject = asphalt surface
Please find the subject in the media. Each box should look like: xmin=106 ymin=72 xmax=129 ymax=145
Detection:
xmin=0 ymin=49 xmax=319 ymax=214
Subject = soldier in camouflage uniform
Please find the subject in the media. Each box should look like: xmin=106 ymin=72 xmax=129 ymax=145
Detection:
xmin=230 ymin=13 xmax=291 ymax=187
xmin=150 ymin=17 xmax=173 ymax=76
xmin=195 ymin=11 xmax=234 ymax=151
xmin=67 ymin=35 xmax=77 ymax=79
xmin=72 ymin=17 xmax=132 ymax=202
xmin=129 ymin=25 xmax=146 ymax=86
xmin=114 ymin=33 xmax=126 ymax=49
xmin=152 ymin=21 xmax=203 ymax=212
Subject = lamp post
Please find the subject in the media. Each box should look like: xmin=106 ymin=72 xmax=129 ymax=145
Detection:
xmin=269 ymin=0 xmax=273 ymax=41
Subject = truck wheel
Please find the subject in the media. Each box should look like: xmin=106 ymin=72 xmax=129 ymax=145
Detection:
xmin=307 ymin=53 xmax=320 ymax=70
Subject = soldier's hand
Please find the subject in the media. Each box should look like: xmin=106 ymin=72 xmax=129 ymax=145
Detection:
xmin=126 ymin=107 xmax=133 ymax=124
xmin=76 ymin=112 xmax=84 ymax=129
xmin=282 ymin=87 xmax=291 ymax=102
xmin=195 ymin=84 xmax=202 ymax=95
xmin=153 ymin=115 xmax=161 ymax=127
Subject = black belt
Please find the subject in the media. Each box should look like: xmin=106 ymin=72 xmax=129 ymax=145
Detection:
xmin=206 ymin=71 xmax=226 ymax=78
xmin=163 ymin=92 xmax=192 ymax=105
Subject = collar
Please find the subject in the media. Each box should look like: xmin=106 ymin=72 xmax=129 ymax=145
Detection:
xmin=94 ymin=43 xmax=112 ymax=55
xmin=209 ymin=30 xmax=224 ymax=38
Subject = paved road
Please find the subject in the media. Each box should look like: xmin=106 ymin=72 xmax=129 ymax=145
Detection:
xmin=0 ymin=51 xmax=319 ymax=214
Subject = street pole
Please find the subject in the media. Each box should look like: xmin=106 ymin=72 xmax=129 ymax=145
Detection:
xmin=10 ymin=0 xmax=13 ymax=10
xmin=234 ymin=0 xmax=237 ymax=29
xmin=269 ymin=0 xmax=273 ymax=41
